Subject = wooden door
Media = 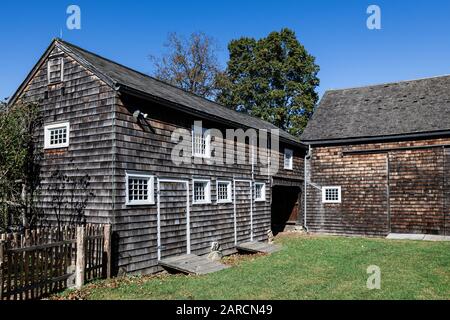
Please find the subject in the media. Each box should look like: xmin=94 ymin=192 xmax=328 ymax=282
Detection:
xmin=288 ymin=197 xmax=300 ymax=223
xmin=235 ymin=180 xmax=252 ymax=243
xmin=389 ymin=149 xmax=445 ymax=235
xmin=159 ymin=181 xmax=189 ymax=259
xmin=271 ymin=186 xmax=300 ymax=232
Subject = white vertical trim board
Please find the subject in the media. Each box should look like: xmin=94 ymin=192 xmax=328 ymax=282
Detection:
xmin=233 ymin=179 xmax=237 ymax=245
xmin=185 ymin=182 xmax=191 ymax=254
xmin=250 ymin=180 xmax=253 ymax=241
xmin=156 ymin=179 xmax=161 ymax=261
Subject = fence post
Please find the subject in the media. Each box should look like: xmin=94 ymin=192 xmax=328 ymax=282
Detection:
xmin=103 ymin=224 xmax=112 ymax=279
xmin=0 ymin=240 xmax=5 ymax=300
xmin=75 ymin=226 xmax=86 ymax=289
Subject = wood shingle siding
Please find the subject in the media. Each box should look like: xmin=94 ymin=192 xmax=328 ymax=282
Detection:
xmin=302 ymin=75 xmax=450 ymax=238
xmin=18 ymin=47 xmax=116 ymax=226
xmin=112 ymin=95 xmax=288 ymax=273
xmin=9 ymin=39 xmax=306 ymax=275
xmin=306 ymin=139 xmax=450 ymax=236
xmin=389 ymin=148 xmax=446 ymax=235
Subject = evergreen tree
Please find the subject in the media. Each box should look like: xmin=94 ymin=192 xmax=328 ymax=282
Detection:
xmin=216 ymin=28 xmax=320 ymax=136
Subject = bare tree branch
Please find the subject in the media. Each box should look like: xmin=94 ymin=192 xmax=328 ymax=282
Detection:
xmin=149 ymin=32 xmax=222 ymax=100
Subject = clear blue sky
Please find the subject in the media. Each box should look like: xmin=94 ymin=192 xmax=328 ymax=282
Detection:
xmin=2 ymin=0 xmax=450 ymax=101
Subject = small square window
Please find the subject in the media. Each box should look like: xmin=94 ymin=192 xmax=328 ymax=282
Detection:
xmin=254 ymin=183 xmax=266 ymax=202
xmin=322 ymin=186 xmax=341 ymax=204
xmin=193 ymin=179 xmax=211 ymax=204
xmin=44 ymin=122 xmax=70 ymax=149
xmin=126 ymin=173 xmax=154 ymax=205
xmin=284 ymin=148 xmax=293 ymax=170
xmin=217 ymin=181 xmax=232 ymax=203
xmin=192 ymin=125 xmax=211 ymax=158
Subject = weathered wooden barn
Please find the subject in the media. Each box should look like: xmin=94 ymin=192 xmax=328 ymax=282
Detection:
xmin=9 ymin=39 xmax=306 ymax=274
xmin=301 ymin=77 xmax=450 ymax=237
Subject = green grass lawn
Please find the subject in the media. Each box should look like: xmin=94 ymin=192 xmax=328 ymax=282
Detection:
xmin=57 ymin=234 xmax=450 ymax=300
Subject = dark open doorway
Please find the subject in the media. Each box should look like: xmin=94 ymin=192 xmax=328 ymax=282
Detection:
xmin=271 ymin=186 xmax=301 ymax=235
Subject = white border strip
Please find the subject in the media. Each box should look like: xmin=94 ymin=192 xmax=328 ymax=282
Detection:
xmin=157 ymin=178 xmax=191 ymax=260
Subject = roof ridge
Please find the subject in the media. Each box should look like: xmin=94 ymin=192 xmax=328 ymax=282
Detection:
xmin=55 ymin=38 xmax=283 ymax=132
xmin=326 ymin=73 xmax=450 ymax=93
xmin=56 ymin=39 xmax=116 ymax=87
xmin=57 ymin=39 xmax=211 ymax=99
xmin=303 ymin=72 xmax=450 ymax=143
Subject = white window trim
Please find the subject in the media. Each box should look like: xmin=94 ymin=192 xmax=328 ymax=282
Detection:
xmin=47 ymin=57 xmax=64 ymax=84
xmin=216 ymin=180 xmax=232 ymax=204
xmin=44 ymin=122 xmax=70 ymax=149
xmin=284 ymin=148 xmax=293 ymax=170
xmin=322 ymin=186 xmax=342 ymax=204
xmin=192 ymin=179 xmax=211 ymax=205
xmin=191 ymin=126 xmax=211 ymax=159
xmin=254 ymin=182 xmax=266 ymax=202
xmin=125 ymin=172 xmax=155 ymax=206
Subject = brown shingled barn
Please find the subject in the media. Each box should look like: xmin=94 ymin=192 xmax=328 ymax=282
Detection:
xmin=301 ymin=76 xmax=450 ymax=237
xmin=8 ymin=39 xmax=306 ymax=275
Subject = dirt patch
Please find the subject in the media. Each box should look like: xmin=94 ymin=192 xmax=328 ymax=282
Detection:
xmin=221 ymin=252 xmax=267 ymax=266
xmin=274 ymin=231 xmax=312 ymax=240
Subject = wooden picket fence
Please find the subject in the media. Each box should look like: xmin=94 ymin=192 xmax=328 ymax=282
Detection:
xmin=0 ymin=224 xmax=111 ymax=300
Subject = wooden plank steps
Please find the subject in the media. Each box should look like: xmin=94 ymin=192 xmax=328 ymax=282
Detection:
xmin=159 ymin=254 xmax=230 ymax=275
xmin=236 ymin=241 xmax=282 ymax=254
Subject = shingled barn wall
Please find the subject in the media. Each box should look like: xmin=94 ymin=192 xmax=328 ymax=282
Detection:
xmin=306 ymin=138 xmax=450 ymax=236
xmin=112 ymin=94 xmax=305 ymax=274
xmin=18 ymin=46 xmax=116 ymax=226
xmin=13 ymin=39 xmax=306 ymax=276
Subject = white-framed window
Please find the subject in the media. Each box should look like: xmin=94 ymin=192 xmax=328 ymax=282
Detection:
xmin=125 ymin=172 xmax=154 ymax=205
xmin=216 ymin=180 xmax=232 ymax=204
xmin=284 ymin=148 xmax=293 ymax=170
xmin=193 ymin=179 xmax=211 ymax=204
xmin=47 ymin=57 xmax=64 ymax=84
xmin=44 ymin=122 xmax=70 ymax=149
xmin=322 ymin=186 xmax=341 ymax=204
xmin=192 ymin=126 xmax=211 ymax=158
xmin=254 ymin=182 xmax=266 ymax=202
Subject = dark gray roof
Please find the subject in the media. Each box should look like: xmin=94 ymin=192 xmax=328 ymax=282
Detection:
xmin=56 ymin=39 xmax=302 ymax=147
xmin=301 ymin=75 xmax=450 ymax=143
